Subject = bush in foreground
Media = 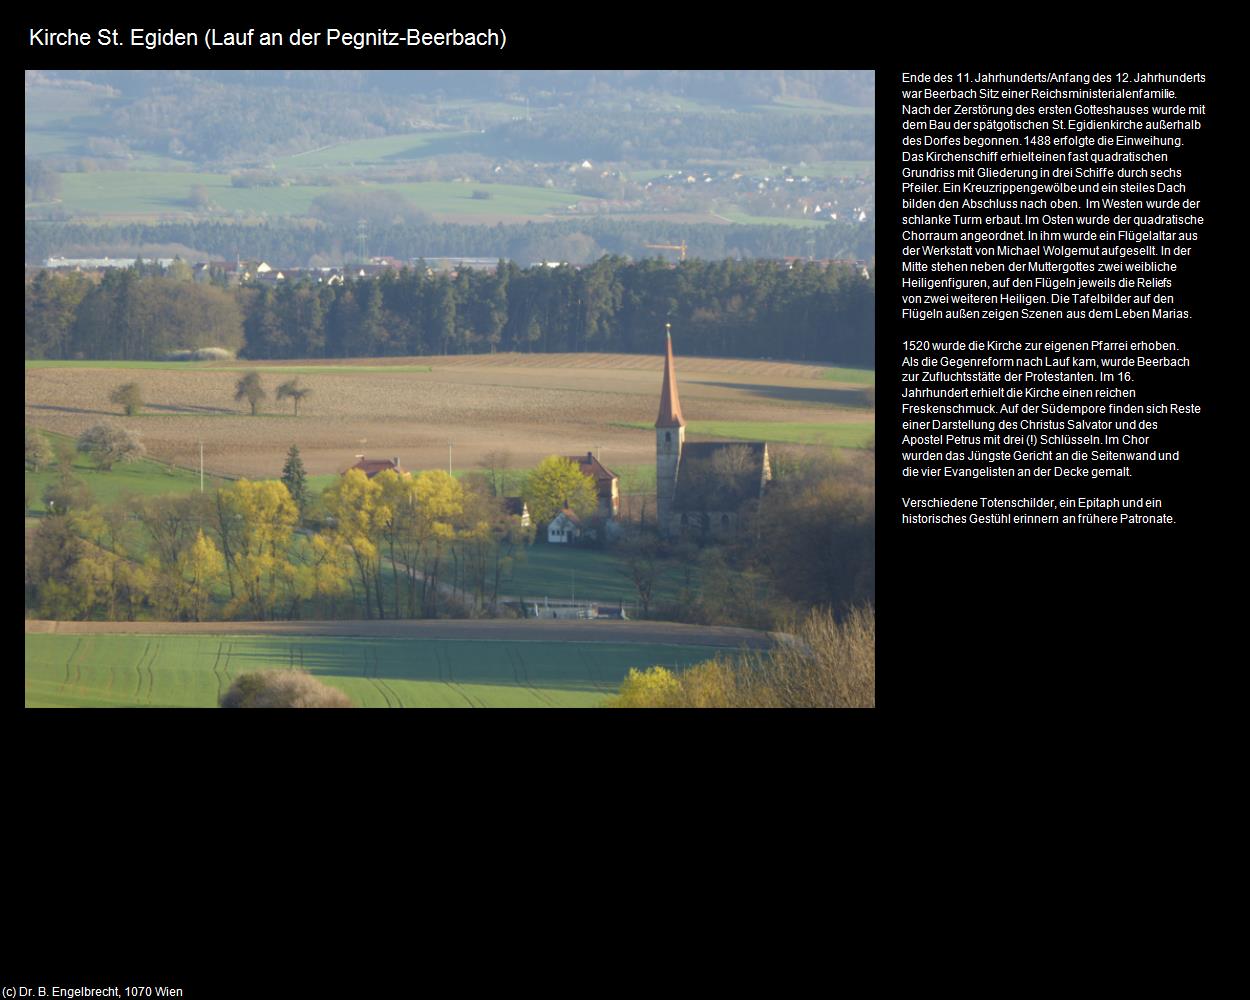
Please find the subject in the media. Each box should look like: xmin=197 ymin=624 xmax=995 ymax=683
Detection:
xmin=220 ymin=670 xmax=352 ymax=708
xmin=604 ymin=605 xmax=875 ymax=709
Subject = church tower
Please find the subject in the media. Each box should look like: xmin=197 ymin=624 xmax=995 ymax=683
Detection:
xmin=655 ymin=324 xmax=686 ymax=529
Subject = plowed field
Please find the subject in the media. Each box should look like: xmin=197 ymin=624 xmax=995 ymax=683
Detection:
xmin=25 ymin=353 xmax=872 ymax=479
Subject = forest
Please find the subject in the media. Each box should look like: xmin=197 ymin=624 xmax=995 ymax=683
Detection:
xmin=25 ymin=256 xmax=874 ymax=367
xmin=25 ymin=217 xmax=875 ymax=269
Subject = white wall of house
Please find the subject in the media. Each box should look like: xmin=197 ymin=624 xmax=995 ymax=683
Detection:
xmin=547 ymin=513 xmax=579 ymax=544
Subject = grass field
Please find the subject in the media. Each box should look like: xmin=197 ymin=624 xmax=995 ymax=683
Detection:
xmin=712 ymin=208 xmax=834 ymax=229
xmin=24 ymin=433 xmax=231 ymax=516
xmin=25 ymin=361 xmax=434 ymax=374
xmin=52 ymin=172 xmax=601 ymax=221
xmin=822 ymin=367 xmax=875 ymax=385
xmin=272 ymin=131 xmax=483 ymax=169
xmin=503 ymin=543 xmax=691 ymax=605
xmin=769 ymin=160 xmax=876 ymax=179
xmin=24 ymin=633 xmax=723 ymax=708
xmin=612 ymin=419 xmax=874 ymax=449
xmin=758 ymin=98 xmax=875 ymax=116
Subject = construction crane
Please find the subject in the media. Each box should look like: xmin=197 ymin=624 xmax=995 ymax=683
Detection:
xmin=643 ymin=240 xmax=687 ymax=261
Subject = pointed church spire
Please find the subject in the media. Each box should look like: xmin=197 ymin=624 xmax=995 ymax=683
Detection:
xmin=655 ymin=323 xmax=686 ymax=428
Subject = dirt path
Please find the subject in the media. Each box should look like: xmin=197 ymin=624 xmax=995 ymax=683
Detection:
xmin=24 ymin=617 xmax=775 ymax=649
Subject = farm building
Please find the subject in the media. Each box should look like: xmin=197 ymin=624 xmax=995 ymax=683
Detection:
xmin=564 ymin=451 xmax=620 ymax=519
xmin=345 ymin=456 xmax=408 ymax=479
xmin=655 ymin=332 xmax=771 ymax=537
xmin=548 ymin=508 xmax=582 ymax=544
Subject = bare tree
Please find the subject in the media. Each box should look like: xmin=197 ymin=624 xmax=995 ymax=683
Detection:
xmin=276 ymin=378 xmax=312 ymax=416
xmin=234 ymin=371 xmax=266 ymax=416
xmin=751 ymin=605 xmax=875 ymax=708
xmin=618 ymin=535 xmax=661 ymax=617
xmin=477 ymin=449 xmax=513 ymax=497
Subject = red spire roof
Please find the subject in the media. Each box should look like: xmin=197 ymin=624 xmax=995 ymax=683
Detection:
xmin=655 ymin=330 xmax=686 ymax=428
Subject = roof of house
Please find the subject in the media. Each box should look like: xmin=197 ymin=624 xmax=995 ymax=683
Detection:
xmin=551 ymin=507 xmax=582 ymax=526
xmin=673 ymin=441 xmax=769 ymax=512
xmin=655 ymin=332 xmax=686 ymax=429
xmin=565 ymin=452 xmax=618 ymax=492
xmin=347 ymin=457 xmax=402 ymax=478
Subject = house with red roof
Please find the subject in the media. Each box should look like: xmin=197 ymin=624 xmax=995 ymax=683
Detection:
xmin=563 ymin=451 xmax=620 ymax=519
xmin=345 ymin=456 xmax=408 ymax=479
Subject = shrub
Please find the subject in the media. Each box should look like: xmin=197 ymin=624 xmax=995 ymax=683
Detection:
xmin=42 ymin=473 xmax=92 ymax=516
xmin=110 ymin=382 xmax=143 ymax=416
xmin=602 ymin=605 xmax=875 ymax=709
xmin=25 ymin=427 xmax=54 ymax=471
xmin=192 ymin=347 xmax=234 ymax=361
xmin=76 ymin=422 xmax=145 ymax=472
xmin=220 ymin=670 xmax=352 ymax=708
xmin=164 ymin=347 xmax=235 ymax=361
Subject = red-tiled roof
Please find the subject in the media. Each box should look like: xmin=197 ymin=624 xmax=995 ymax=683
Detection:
xmin=347 ymin=457 xmax=401 ymax=478
xmin=565 ymin=452 xmax=617 ymax=484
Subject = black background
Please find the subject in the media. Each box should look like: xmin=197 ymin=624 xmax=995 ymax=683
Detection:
xmin=16 ymin=11 xmax=1230 ymax=990
xmin=19 ymin=19 xmax=1228 ymax=716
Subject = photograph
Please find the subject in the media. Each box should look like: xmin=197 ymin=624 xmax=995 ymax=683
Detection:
xmin=25 ymin=69 xmax=877 ymax=708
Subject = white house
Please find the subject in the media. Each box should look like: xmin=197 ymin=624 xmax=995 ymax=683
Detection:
xmin=547 ymin=508 xmax=582 ymax=544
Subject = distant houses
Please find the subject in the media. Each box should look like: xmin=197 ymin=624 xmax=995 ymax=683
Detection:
xmin=346 ymin=456 xmax=407 ymax=479
xmin=564 ymin=451 xmax=620 ymax=519
xmin=330 ymin=331 xmax=770 ymax=550
xmin=547 ymin=508 xmax=582 ymax=544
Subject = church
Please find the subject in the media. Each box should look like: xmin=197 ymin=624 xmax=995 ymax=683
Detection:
xmin=654 ymin=330 xmax=771 ymax=537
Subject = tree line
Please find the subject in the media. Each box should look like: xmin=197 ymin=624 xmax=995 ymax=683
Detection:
xmin=25 ymin=434 xmax=610 ymax=623
xmin=26 ymin=218 xmax=874 ymax=269
xmin=25 ymin=464 xmax=534 ymax=624
xmin=25 ymin=266 xmax=243 ymax=360
xmin=26 ymin=256 xmax=872 ymax=366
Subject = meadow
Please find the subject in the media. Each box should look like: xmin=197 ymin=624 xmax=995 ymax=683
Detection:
xmin=24 ymin=632 xmax=727 ymax=708
xmin=24 ymin=432 xmax=231 ymax=516
xmin=51 ymin=172 xmax=601 ymax=222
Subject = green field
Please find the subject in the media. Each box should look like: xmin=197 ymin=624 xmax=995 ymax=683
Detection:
xmin=768 ymin=160 xmax=875 ymax=180
xmin=25 ymin=435 xmax=230 ymax=516
xmin=712 ymin=208 xmax=833 ymax=229
xmin=613 ymin=420 xmax=874 ymax=449
xmin=24 ymin=633 xmax=723 ymax=708
xmin=26 ymin=360 xmax=434 ymax=374
xmin=503 ymin=543 xmax=692 ymax=606
xmin=27 ymin=360 xmax=226 ymax=370
xmin=821 ymin=367 xmax=875 ymax=385
xmin=52 ymin=172 xmax=601 ymax=220
xmin=758 ymin=98 xmax=875 ymax=116
xmin=272 ymin=131 xmax=484 ymax=169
